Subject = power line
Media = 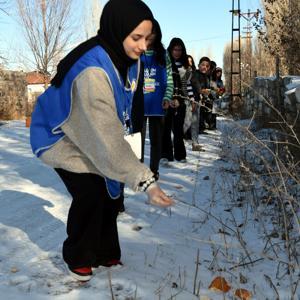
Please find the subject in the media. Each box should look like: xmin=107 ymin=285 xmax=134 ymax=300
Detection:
xmin=241 ymin=9 xmax=261 ymax=81
xmin=184 ymin=35 xmax=225 ymax=43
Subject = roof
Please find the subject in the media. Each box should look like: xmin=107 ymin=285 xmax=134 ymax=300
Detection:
xmin=26 ymin=71 xmax=50 ymax=85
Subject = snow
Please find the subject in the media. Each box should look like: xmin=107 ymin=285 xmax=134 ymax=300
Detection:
xmin=0 ymin=120 xmax=298 ymax=299
xmin=284 ymin=76 xmax=300 ymax=91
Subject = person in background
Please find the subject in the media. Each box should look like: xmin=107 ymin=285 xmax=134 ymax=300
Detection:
xmin=207 ymin=66 xmax=225 ymax=131
xmin=30 ymin=0 xmax=173 ymax=282
xmin=209 ymin=60 xmax=217 ymax=81
xmin=183 ymin=54 xmax=196 ymax=141
xmin=140 ymin=19 xmax=173 ymax=180
xmin=211 ymin=66 xmax=225 ymax=98
xmin=204 ymin=60 xmax=217 ymax=129
xmin=191 ymin=56 xmax=213 ymax=133
xmin=161 ymin=38 xmax=191 ymax=163
xmin=187 ymin=55 xmax=196 ymax=72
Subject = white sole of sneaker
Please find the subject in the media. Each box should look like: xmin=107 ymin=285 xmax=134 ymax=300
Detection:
xmin=68 ymin=269 xmax=92 ymax=281
xmin=64 ymin=262 xmax=92 ymax=281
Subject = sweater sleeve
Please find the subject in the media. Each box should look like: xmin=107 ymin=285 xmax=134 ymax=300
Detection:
xmin=61 ymin=67 xmax=153 ymax=191
xmin=163 ymin=52 xmax=174 ymax=102
xmin=191 ymin=71 xmax=202 ymax=94
xmin=186 ymin=69 xmax=195 ymax=101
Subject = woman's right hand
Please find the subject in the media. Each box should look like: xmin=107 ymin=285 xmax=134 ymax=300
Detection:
xmin=162 ymin=100 xmax=170 ymax=110
xmin=146 ymin=184 xmax=174 ymax=207
xmin=201 ymin=88 xmax=210 ymax=96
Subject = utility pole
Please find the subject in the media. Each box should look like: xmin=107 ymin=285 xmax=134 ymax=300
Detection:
xmin=230 ymin=1 xmax=260 ymax=110
xmin=241 ymin=9 xmax=260 ymax=84
xmin=230 ymin=0 xmax=242 ymax=109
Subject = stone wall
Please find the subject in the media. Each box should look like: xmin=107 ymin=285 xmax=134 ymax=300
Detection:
xmin=243 ymin=76 xmax=300 ymax=159
xmin=243 ymin=76 xmax=300 ymax=131
xmin=0 ymin=70 xmax=27 ymax=120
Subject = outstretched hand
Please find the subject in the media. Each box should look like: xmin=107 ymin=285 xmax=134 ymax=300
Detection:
xmin=146 ymin=184 xmax=174 ymax=207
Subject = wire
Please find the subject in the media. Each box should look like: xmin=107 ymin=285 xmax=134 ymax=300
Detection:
xmin=184 ymin=35 xmax=226 ymax=43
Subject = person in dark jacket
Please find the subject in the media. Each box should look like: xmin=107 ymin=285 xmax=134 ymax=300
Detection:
xmin=161 ymin=38 xmax=190 ymax=163
xmin=191 ymin=56 xmax=214 ymax=133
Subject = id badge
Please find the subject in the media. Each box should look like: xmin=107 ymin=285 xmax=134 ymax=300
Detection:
xmin=124 ymin=132 xmax=142 ymax=159
xmin=144 ymin=78 xmax=156 ymax=93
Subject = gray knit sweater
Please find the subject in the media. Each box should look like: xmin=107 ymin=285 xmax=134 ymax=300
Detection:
xmin=41 ymin=67 xmax=153 ymax=191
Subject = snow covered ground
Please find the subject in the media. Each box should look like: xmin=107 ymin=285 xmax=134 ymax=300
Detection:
xmin=0 ymin=119 xmax=298 ymax=299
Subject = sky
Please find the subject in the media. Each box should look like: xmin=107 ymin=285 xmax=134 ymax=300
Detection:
xmin=144 ymin=0 xmax=262 ymax=68
xmin=0 ymin=119 xmax=296 ymax=299
xmin=0 ymin=0 xmax=262 ymax=71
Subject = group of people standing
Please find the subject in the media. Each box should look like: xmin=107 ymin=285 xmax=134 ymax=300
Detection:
xmin=139 ymin=29 xmax=225 ymax=178
xmin=29 ymin=0 xmax=224 ymax=281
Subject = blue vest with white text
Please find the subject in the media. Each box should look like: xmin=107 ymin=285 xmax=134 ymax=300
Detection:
xmin=30 ymin=46 xmax=139 ymax=199
xmin=141 ymin=51 xmax=167 ymax=116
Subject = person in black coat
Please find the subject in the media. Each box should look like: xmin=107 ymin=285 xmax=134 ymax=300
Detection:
xmin=161 ymin=38 xmax=189 ymax=163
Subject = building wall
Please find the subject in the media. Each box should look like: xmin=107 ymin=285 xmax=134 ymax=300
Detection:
xmin=27 ymin=84 xmax=46 ymax=116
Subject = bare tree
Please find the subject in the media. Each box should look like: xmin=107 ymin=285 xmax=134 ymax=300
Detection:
xmin=223 ymin=37 xmax=278 ymax=93
xmin=84 ymin=0 xmax=103 ymax=39
xmin=0 ymin=1 xmax=10 ymax=66
xmin=256 ymin=0 xmax=300 ymax=75
xmin=0 ymin=1 xmax=9 ymax=15
xmin=251 ymin=37 xmax=276 ymax=77
xmin=16 ymin=0 xmax=75 ymax=77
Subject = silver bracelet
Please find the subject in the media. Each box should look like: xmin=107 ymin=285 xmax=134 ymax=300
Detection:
xmin=138 ymin=176 xmax=156 ymax=192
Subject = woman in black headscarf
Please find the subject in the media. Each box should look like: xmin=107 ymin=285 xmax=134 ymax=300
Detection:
xmin=30 ymin=0 xmax=173 ymax=281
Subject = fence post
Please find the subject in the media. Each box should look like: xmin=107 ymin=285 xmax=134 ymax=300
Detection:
xmin=275 ymin=56 xmax=283 ymax=113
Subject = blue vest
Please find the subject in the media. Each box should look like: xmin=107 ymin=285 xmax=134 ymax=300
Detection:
xmin=141 ymin=52 xmax=167 ymax=116
xmin=30 ymin=46 xmax=139 ymax=199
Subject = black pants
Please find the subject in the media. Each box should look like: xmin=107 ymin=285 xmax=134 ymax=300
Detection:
xmin=55 ymin=168 xmax=122 ymax=269
xmin=162 ymin=106 xmax=186 ymax=161
xmin=199 ymin=105 xmax=206 ymax=131
xmin=141 ymin=116 xmax=164 ymax=174
xmin=199 ymin=101 xmax=213 ymax=131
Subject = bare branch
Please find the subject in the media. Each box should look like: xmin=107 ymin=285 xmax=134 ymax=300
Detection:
xmin=15 ymin=0 xmax=75 ymax=76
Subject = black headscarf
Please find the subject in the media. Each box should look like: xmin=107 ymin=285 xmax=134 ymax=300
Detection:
xmin=51 ymin=0 xmax=153 ymax=87
xmin=151 ymin=19 xmax=166 ymax=67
